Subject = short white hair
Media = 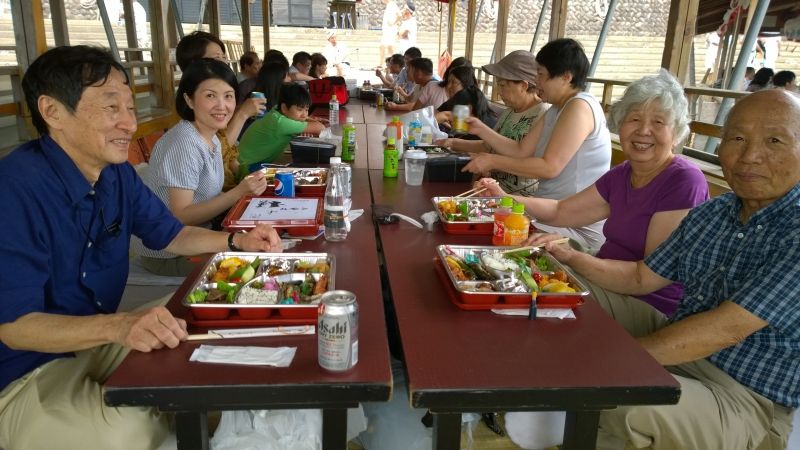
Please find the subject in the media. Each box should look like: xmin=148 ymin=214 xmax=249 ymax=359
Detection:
xmin=609 ymin=68 xmax=690 ymax=150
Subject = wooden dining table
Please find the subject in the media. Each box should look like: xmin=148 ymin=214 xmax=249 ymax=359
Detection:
xmin=104 ymin=169 xmax=392 ymax=450
xmin=369 ymin=172 xmax=681 ymax=450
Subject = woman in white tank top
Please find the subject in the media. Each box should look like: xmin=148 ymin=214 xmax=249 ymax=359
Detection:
xmin=459 ymin=38 xmax=611 ymax=251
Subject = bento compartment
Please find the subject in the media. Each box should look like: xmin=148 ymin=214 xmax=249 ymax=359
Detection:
xmin=432 ymin=196 xmax=499 ymax=235
xmin=456 ymin=281 xmax=501 ymax=305
xmin=182 ymin=253 xmax=335 ymax=324
xmin=435 ymin=245 xmax=588 ymax=307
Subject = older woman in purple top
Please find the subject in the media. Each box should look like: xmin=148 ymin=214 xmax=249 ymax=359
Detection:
xmin=482 ymin=68 xmax=709 ymax=450
xmin=481 ymin=69 xmax=709 ymax=318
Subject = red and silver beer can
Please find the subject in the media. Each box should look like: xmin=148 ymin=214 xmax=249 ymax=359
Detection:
xmin=274 ymin=171 xmax=295 ymax=197
xmin=318 ymin=290 xmax=359 ymax=371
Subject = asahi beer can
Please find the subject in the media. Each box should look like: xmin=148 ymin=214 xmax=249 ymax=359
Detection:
xmin=274 ymin=171 xmax=295 ymax=197
xmin=452 ymin=104 xmax=470 ymax=133
xmin=318 ymin=290 xmax=359 ymax=371
xmin=250 ymin=91 xmax=266 ymax=117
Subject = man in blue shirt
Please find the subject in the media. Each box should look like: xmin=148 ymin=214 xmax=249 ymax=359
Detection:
xmin=546 ymin=89 xmax=799 ymax=449
xmin=0 ymin=46 xmax=282 ymax=449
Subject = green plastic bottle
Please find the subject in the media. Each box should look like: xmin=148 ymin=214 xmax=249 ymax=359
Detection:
xmin=341 ymin=117 xmax=356 ymax=162
xmin=383 ymin=137 xmax=398 ymax=178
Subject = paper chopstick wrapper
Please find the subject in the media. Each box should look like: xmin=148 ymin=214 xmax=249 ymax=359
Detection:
xmin=186 ymin=325 xmax=315 ymax=341
xmin=491 ymin=308 xmax=576 ymax=319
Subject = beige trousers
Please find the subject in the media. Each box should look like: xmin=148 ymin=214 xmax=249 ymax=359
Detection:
xmin=0 ymin=294 xmax=174 ymax=450
xmin=581 ymin=275 xmax=795 ymax=450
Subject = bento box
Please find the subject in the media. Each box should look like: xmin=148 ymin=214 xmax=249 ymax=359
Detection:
xmin=261 ymin=167 xmax=328 ymax=197
xmin=222 ymin=196 xmax=323 ymax=235
xmin=183 ymin=252 xmax=335 ymax=325
xmin=434 ymin=245 xmax=588 ymax=310
xmin=432 ymin=196 xmax=534 ymax=235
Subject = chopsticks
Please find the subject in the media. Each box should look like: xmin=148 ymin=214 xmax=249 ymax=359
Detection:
xmin=499 ymin=237 xmax=570 ymax=254
xmin=453 ymin=186 xmax=488 ymax=199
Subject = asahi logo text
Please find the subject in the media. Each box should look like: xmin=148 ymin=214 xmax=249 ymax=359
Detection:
xmin=319 ymin=318 xmax=348 ymax=338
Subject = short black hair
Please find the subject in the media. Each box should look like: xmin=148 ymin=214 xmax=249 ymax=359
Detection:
xmin=440 ymin=57 xmax=472 ymax=87
xmin=409 ymin=58 xmax=433 ymax=75
xmin=176 ymin=31 xmax=226 ymax=71
xmin=256 ymin=61 xmax=290 ymax=111
xmin=751 ymin=67 xmax=774 ymax=87
xmin=279 ymin=83 xmax=311 ymax=110
xmin=175 ymin=58 xmax=238 ymax=121
xmin=389 ymin=54 xmax=405 ymax=67
xmin=404 ymin=47 xmax=422 ymax=59
xmin=772 ymin=70 xmax=796 ymax=87
xmin=536 ymin=38 xmax=589 ymax=90
xmin=239 ymin=51 xmax=260 ymax=70
xmin=264 ymin=49 xmax=289 ymax=69
xmin=292 ymin=51 xmax=312 ymax=67
xmin=22 ymin=45 xmax=129 ymax=135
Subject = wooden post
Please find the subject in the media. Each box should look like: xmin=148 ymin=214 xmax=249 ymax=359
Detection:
xmin=262 ymin=0 xmax=272 ymax=51
xmin=491 ymin=0 xmax=509 ymax=101
xmin=465 ymin=0 xmax=477 ymax=61
xmin=149 ymin=0 xmax=175 ymax=112
xmin=209 ymin=0 xmax=221 ymax=37
xmin=49 ymin=0 xmax=70 ymax=46
xmin=660 ymin=0 xmax=699 ymax=81
xmin=12 ymin=0 xmax=47 ymax=139
xmin=549 ymin=0 xmax=567 ymax=41
xmin=242 ymin=0 xmax=252 ymax=52
xmin=122 ymin=0 xmax=141 ymax=60
xmin=447 ymin=0 xmax=457 ymax=56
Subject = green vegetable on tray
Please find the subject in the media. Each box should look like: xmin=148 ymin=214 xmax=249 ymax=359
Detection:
xmin=187 ymin=289 xmax=208 ymax=304
xmin=535 ymin=256 xmax=549 ymax=272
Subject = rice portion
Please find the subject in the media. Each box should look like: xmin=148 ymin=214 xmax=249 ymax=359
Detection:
xmin=237 ymin=286 xmax=279 ymax=305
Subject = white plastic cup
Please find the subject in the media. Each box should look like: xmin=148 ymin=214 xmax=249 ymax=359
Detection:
xmin=404 ymin=150 xmax=427 ymax=186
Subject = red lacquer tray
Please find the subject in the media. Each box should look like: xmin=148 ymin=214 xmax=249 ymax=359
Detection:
xmin=186 ymin=310 xmax=316 ymax=327
xmin=433 ymin=257 xmax=585 ymax=310
xmin=222 ymin=196 xmax=323 ymax=235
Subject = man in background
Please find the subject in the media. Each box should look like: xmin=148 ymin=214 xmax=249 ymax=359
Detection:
xmin=322 ymin=31 xmax=349 ymax=77
xmin=380 ymin=0 xmax=401 ymax=65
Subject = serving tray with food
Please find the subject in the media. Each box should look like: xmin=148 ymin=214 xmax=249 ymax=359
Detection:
xmin=222 ymin=196 xmax=323 ymax=235
xmin=183 ymin=252 xmax=335 ymax=325
xmin=433 ymin=244 xmax=588 ymax=309
xmin=260 ymin=167 xmax=328 ymax=197
xmin=433 ymin=196 xmax=534 ymax=235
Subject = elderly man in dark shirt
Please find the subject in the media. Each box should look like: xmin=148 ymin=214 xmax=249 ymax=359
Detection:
xmin=0 ymin=45 xmax=282 ymax=449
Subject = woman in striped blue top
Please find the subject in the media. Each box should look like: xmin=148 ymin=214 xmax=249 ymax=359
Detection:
xmin=132 ymin=59 xmax=268 ymax=276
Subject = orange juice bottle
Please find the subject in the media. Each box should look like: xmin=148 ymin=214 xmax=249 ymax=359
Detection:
xmin=503 ymin=202 xmax=530 ymax=246
xmin=492 ymin=196 xmax=514 ymax=246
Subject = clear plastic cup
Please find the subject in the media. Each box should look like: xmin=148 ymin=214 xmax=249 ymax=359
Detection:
xmin=404 ymin=150 xmax=427 ymax=186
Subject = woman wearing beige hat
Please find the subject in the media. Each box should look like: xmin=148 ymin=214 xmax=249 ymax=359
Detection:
xmin=437 ymin=49 xmax=549 ymax=197
xmin=459 ymin=38 xmax=611 ymax=251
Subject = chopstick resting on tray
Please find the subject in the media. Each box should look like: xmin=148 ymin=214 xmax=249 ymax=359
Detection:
xmin=500 ymin=237 xmax=570 ymax=254
xmin=453 ymin=186 xmax=488 ymax=199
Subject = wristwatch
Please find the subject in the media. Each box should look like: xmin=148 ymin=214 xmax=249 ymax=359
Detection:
xmin=227 ymin=231 xmax=243 ymax=251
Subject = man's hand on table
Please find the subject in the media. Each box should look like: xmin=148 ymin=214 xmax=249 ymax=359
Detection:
xmin=234 ymin=224 xmax=283 ymax=253
xmin=117 ymin=306 xmax=188 ymax=351
xmin=462 ymin=152 xmax=495 ymax=174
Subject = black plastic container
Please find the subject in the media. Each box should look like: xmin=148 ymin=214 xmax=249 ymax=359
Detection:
xmin=425 ymin=155 xmax=474 ymax=182
xmin=290 ymin=138 xmax=337 ymax=164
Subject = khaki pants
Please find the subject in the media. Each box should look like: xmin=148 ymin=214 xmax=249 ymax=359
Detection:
xmin=0 ymin=294 xmax=174 ymax=450
xmin=582 ymin=276 xmax=795 ymax=450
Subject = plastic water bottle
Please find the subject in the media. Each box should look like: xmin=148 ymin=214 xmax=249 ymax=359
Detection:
xmin=341 ymin=117 xmax=356 ymax=162
xmin=324 ymin=164 xmax=347 ymax=241
xmin=329 ymin=156 xmax=352 ymax=214
xmin=329 ymin=94 xmax=339 ymax=126
xmin=408 ymin=113 xmax=421 ymax=147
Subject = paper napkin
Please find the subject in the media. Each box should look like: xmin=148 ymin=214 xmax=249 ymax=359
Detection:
xmin=189 ymin=345 xmax=297 ymax=367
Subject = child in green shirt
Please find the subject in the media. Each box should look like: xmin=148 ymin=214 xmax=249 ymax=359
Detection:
xmin=237 ymin=83 xmax=326 ymax=179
